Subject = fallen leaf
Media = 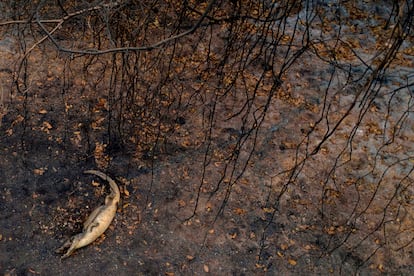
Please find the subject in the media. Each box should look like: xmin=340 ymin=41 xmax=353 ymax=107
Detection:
xmin=28 ymin=268 xmax=39 ymax=274
xmin=203 ymin=264 xmax=209 ymax=273
xmin=178 ymin=199 xmax=186 ymax=207
xmin=326 ymin=226 xmax=336 ymax=235
xmin=239 ymin=178 xmax=249 ymax=185
xmin=12 ymin=114 xmax=24 ymax=126
xmin=33 ymin=168 xmax=46 ymax=175
xmin=255 ymin=263 xmax=265 ymax=269
xmin=304 ymin=244 xmax=312 ymax=250
xmin=280 ymin=244 xmax=289 ymax=250
xmin=94 ymin=142 xmax=110 ymax=169
xmin=41 ymin=121 xmax=53 ymax=133
xmin=42 ymin=121 xmax=52 ymax=129
xmin=92 ymin=117 xmax=105 ymax=130
xmin=234 ymin=208 xmax=246 ymax=215
xmin=96 ymin=98 xmax=108 ymax=110
xmin=91 ymin=180 xmax=100 ymax=187
xmin=288 ymin=258 xmax=297 ymax=266
xmin=263 ymin=207 xmax=275 ymax=213
xmin=181 ymin=140 xmax=191 ymax=148
xmin=281 ymin=141 xmax=297 ymax=149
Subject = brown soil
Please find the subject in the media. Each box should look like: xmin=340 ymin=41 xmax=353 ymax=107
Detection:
xmin=1 ymin=1 xmax=414 ymax=275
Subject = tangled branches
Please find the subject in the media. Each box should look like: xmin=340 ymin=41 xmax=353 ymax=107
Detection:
xmin=1 ymin=0 xmax=413 ymax=273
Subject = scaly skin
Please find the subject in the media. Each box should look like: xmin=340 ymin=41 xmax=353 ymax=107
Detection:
xmin=56 ymin=170 xmax=120 ymax=259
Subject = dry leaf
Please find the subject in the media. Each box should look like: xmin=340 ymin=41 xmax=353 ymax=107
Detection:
xmin=91 ymin=180 xmax=100 ymax=187
xmin=97 ymin=98 xmax=108 ymax=110
xmin=263 ymin=207 xmax=275 ymax=213
xmin=366 ymin=121 xmax=382 ymax=135
xmin=203 ymin=264 xmax=209 ymax=273
xmin=281 ymin=141 xmax=297 ymax=149
xmin=33 ymin=168 xmax=46 ymax=175
xmin=178 ymin=199 xmax=186 ymax=207
xmin=288 ymin=258 xmax=297 ymax=266
xmin=42 ymin=122 xmax=52 ymax=130
xmin=255 ymin=263 xmax=265 ymax=269
xmin=326 ymin=226 xmax=336 ymax=235
xmin=205 ymin=202 xmax=213 ymax=212
xmin=239 ymin=178 xmax=249 ymax=185
xmin=41 ymin=121 xmax=53 ymax=133
xmin=280 ymin=244 xmax=289 ymax=250
xmin=94 ymin=142 xmax=110 ymax=170
xmin=234 ymin=208 xmax=246 ymax=215
xmin=91 ymin=117 xmax=105 ymax=130
xmin=65 ymin=102 xmax=73 ymax=112
xmin=181 ymin=140 xmax=191 ymax=148
xmin=11 ymin=115 xmax=24 ymax=127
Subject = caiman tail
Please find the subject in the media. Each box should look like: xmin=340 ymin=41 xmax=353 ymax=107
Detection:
xmin=84 ymin=170 xmax=120 ymax=203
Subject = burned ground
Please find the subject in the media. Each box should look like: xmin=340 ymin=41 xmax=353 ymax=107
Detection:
xmin=1 ymin=1 xmax=414 ymax=275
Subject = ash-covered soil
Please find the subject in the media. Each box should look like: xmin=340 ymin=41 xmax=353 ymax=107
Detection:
xmin=1 ymin=1 xmax=414 ymax=275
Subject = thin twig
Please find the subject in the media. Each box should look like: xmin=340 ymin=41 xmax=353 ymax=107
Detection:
xmin=36 ymin=0 xmax=218 ymax=55
xmin=18 ymin=2 xmax=121 ymax=61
